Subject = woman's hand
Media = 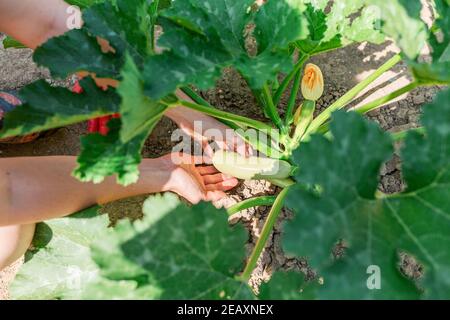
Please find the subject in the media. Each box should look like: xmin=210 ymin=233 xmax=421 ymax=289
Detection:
xmin=148 ymin=153 xmax=239 ymax=205
xmin=165 ymin=90 xmax=253 ymax=161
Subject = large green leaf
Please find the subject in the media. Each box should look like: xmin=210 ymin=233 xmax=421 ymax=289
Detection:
xmin=364 ymin=0 xmax=427 ymax=59
xmin=117 ymin=55 xmax=168 ymax=143
xmin=258 ymin=271 xmax=314 ymax=300
xmin=283 ymin=90 xmax=450 ymax=299
xmin=295 ymin=1 xmax=384 ymax=56
xmin=73 ymin=56 xmax=168 ymax=185
xmin=33 ymin=0 xmax=151 ymax=78
xmin=12 ymin=193 xmax=253 ymax=300
xmin=73 ymin=118 xmax=154 ymax=185
xmin=10 ymin=207 xmax=107 ymax=299
xmin=0 ymin=77 xmax=120 ymax=139
xmin=142 ymin=0 xmax=308 ymax=99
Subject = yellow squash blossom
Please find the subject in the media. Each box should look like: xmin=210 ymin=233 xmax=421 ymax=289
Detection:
xmin=301 ymin=63 xmax=324 ymax=101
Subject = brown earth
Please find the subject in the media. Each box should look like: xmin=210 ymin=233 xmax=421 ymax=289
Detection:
xmin=0 ymin=34 xmax=440 ymax=298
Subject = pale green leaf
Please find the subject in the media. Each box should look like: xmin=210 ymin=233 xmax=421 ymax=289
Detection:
xmin=12 ymin=194 xmax=253 ymax=300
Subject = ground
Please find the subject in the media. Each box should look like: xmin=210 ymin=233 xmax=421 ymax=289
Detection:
xmin=0 ymin=35 xmax=440 ymax=299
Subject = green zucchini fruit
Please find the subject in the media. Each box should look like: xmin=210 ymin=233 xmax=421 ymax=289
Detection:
xmin=212 ymin=150 xmax=292 ymax=180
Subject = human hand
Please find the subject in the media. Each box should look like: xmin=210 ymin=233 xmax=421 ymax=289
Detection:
xmin=165 ymin=90 xmax=253 ymax=161
xmin=152 ymin=153 xmax=239 ymax=205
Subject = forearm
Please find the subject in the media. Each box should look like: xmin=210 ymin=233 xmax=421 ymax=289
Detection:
xmin=0 ymin=156 xmax=173 ymax=226
xmin=0 ymin=0 xmax=77 ymax=49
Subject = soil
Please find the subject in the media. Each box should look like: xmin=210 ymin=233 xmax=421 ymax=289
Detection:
xmin=0 ymin=33 xmax=441 ymax=298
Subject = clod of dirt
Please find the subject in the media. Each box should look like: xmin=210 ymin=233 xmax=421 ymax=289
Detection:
xmin=399 ymin=252 xmax=424 ymax=280
xmin=99 ymin=195 xmax=149 ymax=227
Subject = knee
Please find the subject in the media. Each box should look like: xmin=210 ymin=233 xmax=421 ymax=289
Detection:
xmin=0 ymin=224 xmax=35 ymax=270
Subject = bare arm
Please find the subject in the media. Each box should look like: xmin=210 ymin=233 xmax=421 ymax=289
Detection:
xmin=0 ymin=156 xmax=172 ymax=225
xmin=0 ymin=0 xmax=76 ymax=49
xmin=0 ymin=155 xmax=237 ymax=226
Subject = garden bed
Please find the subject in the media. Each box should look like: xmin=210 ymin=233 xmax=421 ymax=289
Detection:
xmin=0 ymin=35 xmax=440 ymax=298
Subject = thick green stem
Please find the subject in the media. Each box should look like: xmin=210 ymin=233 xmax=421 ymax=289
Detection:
xmin=176 ymin=100 xmax=273 ymax=131
xmin=262 ymin=84 xmax=285 ymax=133
xmin=391 ymin=127 xmax=425 ymax=141
xmin=227 ymin=196 xmax=277 ymax=216
xmin=273 ymin=54 xmax=309 ymax=106
xmin=240 ymin=187 xmax=290 ymax=281
xmin=180 ymin=86 xmax=213 ymax=108
xmin=285 ymin=69 xmax=302 ymax=126
xmin=305 ymin=54 xmax=402 ymax=136
xmin=355 ymin=82 xmax=419 ymax=114
xmin=289 ymin=100 xmax=316 ymax=152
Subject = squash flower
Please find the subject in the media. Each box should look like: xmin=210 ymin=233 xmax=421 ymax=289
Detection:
xmin=301 ymin=63 xmax=324 ymax=101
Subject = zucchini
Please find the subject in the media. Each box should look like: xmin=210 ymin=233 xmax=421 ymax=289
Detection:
xmin=212 ymin=150 xmax=292 ymax=180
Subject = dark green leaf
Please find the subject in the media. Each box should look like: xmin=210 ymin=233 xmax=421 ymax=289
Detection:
xmin=143 ymin=0 xmax=308 ymax=99
xmin=117 ymin=55 xmax=168 ymax=143
xmin=0 ymin=77 xmax=120 ymax=139
xmin=74 ymin=118 xmax=154 ymax=185
xmin=34 ymin=0 xmax=151 ymax=78
xmin=283 ymin=90 xmax=450 ymax=299
xmin=258 ymin=271 xmax=314 ymax=300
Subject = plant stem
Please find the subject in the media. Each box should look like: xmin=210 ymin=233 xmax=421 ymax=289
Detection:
xmin=149 ymin=0 xmax=160 ymax=54
xmin=313 ymin=82 xmax=419 ymax=136
xmin=227 ymin=196 xmax=277 ymax=216
xmin=181 ymin=86 xmax=244 ymax=130
xmin=180 ymin=86 xmax=213 ymax=108
xmin=240 ymin=187 xmax=290 ymax=281
xmin=179 ymin=87 xmax=281 ymax=156
xmin=176 ymin=100 xmax=273 ymax=131
xmin=391 ymin=126 xmax=425 ymax=141
xmin=273 ymin=53 xmax=309 ymax=106
xmin=355 ymin=82 xmax=419 ymax=114
xmin=305 ymin=54 xmax=402 ymax=136
xmin=262 ymin=83 xmax=285 ymax=133
xmin=285 ymin=68 xmax=302 ymax=126
xmin=289 ymin=100 xmax=316 ymax=152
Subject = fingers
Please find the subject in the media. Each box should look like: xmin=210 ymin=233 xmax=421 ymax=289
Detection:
xmin=202 ymin=173 xmax=234 ymax=184
xmin=204 ymin=178 xmax=238 ymax=192
xmin=204 ymin=190 xmax=227 ymax=203
xmin=197 ymin=166 xmax=219 ymax=175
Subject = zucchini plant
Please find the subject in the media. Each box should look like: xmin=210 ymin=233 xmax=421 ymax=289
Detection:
xmin=3 ymin=0 xmax=450 ymax=299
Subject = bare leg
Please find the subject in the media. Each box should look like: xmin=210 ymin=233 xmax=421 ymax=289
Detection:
xmin=0 ymin=224 xmax=35 ymax=270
